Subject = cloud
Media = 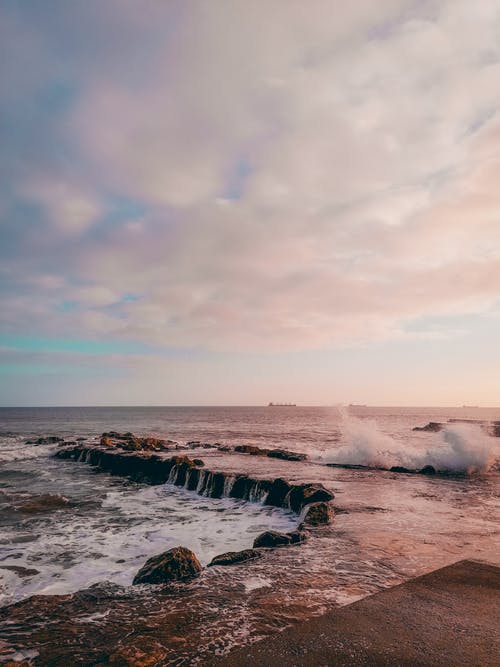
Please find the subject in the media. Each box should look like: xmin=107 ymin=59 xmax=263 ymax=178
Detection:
xmin=1 ymin=0 xmax=500 ymax=353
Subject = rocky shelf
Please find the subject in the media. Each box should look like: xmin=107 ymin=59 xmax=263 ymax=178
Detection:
xmin=55 ymin=444 xmax=331 ymax=514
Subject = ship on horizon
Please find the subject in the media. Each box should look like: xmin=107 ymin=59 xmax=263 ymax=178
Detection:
xmin=267 ymin=402 xmax=296 ymax=407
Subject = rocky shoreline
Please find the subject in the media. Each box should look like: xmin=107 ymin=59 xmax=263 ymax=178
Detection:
xmin=55 ymin=440 xmax=335 ymax=585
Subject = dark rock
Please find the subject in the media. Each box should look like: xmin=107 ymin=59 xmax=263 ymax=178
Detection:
xmin=287 ymin=530 xmax=308 ymax=544
xmin=132 ymin=546 xmax=202 ymax=585
xmin=26 ymin=436 xmax=64 ymax=445
xmin=390 ymin=466 xmax=413 ymax=474
xmin=286 ymin=483 xmax=334 ymax=513
xmin=253 ymin=530 xmax=291 ymax=548
xmin=192 ymin=459 xmax=205 ymax=467
xmin=419 ymin=465 xmax=437 ymax=475
xmin=234 ymin=444 xmax=270 ymax=456
xmin=100 ymin=435 xmax=114 ymax=447
xmin=412 ymin=422 xmax=444 ymax=432
xmin=217 ymin=444 xmax=232 ymax=452
xmin=267 ymin=449 xmax=307 ymax=461
xmin=0 ymin=565 xmax=40 ymax=577
xmin=265 ymin=478 xmax=291 ymax=507
xmin=208 ymin=549 xmax=263 ymax=567
xmin=300 ymin=501 xmax=334 ymax=526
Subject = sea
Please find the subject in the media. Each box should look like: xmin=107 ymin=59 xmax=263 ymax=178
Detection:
xmin=1 ymin=406 xmax=499 ymax=664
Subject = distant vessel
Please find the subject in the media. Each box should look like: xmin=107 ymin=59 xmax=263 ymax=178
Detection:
xmin=348 ymin=404 xmax=367 ymax=407
xmin=268 ymin=402 xmax=296 ymax=407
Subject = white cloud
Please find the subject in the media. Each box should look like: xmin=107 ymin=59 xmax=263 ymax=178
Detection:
xmin=3 ymin=0 xmax=500 ymax=352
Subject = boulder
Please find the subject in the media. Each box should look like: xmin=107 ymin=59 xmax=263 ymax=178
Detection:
xmin=287 ymin=530 xmax=308 ymax=544
xmin=208 ymin=549 xmax=263 ymax=567
xmin=26 ymin=436 xmax=64 ymax=445
xmin=300 ymin=501 xmax=334 ymax=526
xmin=419 ymin=465 xmax=437 ymax=475
xmin=253 ymin=530 xmax=291 ymax=548
xmin=234 ymin=444 xmax=270 ymax=456
xmin=412 ymin=422 xmax=443 ymax=432
xmin=264 ymin=478 xmax=291 ymax=507
xmin=286 ymin=483 xmax=334 ymax=513
xmin=132 ymin=546 xmax=202 ymax=585
xmin=267 ymin=449 xmax=307 ymax=461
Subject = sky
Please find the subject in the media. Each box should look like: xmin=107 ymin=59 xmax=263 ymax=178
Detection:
xmin=1 ymin=0 xmax=500 ymax=406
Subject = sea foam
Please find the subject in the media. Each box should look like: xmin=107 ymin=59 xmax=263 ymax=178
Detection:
xmin=320 ymin=410 xmax=499 ymax=474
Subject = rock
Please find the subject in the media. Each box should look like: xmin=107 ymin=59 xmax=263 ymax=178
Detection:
xmin=25 ymin=436 xmax=64 ymax=445
xmin=287 ymin=530 xmax=308 ymax=544
xmin=265 ymin=478 xmax=291 ymax=507
xmin=17 ymin=494 xmax=73 ymax=514
xmin=419 ymin=465 xmax=437 ymax=475
xmin=132 ymin=547 xmax=202 ymax=585
xmin=0 ymin=565 xmax=40 ymax=577
xmin=192 ymin=459 xmax=205 ymax=466
xmin=253 ymin=530 xmax=291 ymax=548
xmin=300 ymin=501 xmax=334 ymax=526
xmin=390 ymin=466 xmax=413 ymax=474
xmin=267 ymin=449 xmax=307 ymax=461
xmin=100 ymin=435 xmax=114 ymax=447
xmin=412 ymin=422 xmax=443 ymax=432
xmin=234 ymin=444 xmax=270 ymax=456
xmin=208 ymin=549 xmax=263 ymax=567
xmin=286 ymin=483 xmax=334 ymax=513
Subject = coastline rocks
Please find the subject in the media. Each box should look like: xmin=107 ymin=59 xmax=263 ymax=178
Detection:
xmin=100 ymin=432 xmax=176 ymax=452
xmin=208 ymin=549 xmax=263 ymax=567
xmin=234 ymin=444 xmax=308 ymax=461
xmin=253 ymin=530 xmax=291 ymax=548
xmin=412 ymin=422 xmax=444 ymax=432
xmin=419 ymin=465 xmax=436 ymax=475
xmin=25 ymin=436 xmax=64 ymax=445
xmin=287 ymin=530 xmax=308 ymax=544
xmin=285 ymin=483 xmax=334 ymax=513
xmin=132 ymin=547 xmax=202 ymax=585
xmin=300 ymin=501 xmax=334 ymax=526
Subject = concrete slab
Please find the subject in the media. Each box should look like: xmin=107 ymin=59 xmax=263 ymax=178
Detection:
xmin=210 ymin=560 xmax=500 ymax=666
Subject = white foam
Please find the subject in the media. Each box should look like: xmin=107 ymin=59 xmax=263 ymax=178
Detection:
xmin=0 ymin=483 xmax=296 ymax=606
xmin=319 ymin=410 xmax=500 ymax=474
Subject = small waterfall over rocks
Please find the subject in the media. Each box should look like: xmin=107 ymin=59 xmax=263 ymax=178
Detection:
xmin=55 ymin=445 xmax=333 ymax=514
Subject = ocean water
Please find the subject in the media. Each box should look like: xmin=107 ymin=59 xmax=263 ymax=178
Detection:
xmin=1 ymin=406 xmax=499 ymax=663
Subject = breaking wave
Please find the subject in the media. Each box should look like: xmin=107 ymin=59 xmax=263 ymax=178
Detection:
xmin=321 ymin=411 xmax=499 ymax=474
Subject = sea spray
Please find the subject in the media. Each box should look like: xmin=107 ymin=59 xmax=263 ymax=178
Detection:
xmin=320 ymin=408 xmax=499 ymax=474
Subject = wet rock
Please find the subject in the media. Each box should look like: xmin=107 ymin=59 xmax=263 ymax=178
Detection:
xmin=0 ymin=565 xmax=40 ymax=577
xmin=192 ymin=459 xmax=204 ymax=467
xmin=25 ymin=436 xmax=64 ymax=445
xmin=267 ymin=449 xmax=307 ymax=461
xmin=234 ymin=444 xmax=270 ymax=456
xmin=17 ymin=494 xmax=73 ymax=514
xmin=412 ymin=422 xmax=444 ymax=432
xmin=390 ymin=466 xmax=413 ymax=474
xmin=132 ymin=547 xmax=202 ymax=585
xmin=287 ymin=530 xmax=308 ymax=544
xmin=286 ymin=483 xmax=334 ymax=513
xmin=108 ymin=639 xmax=168 ymax=666
xmin=264 ymin=478 xmax=291 ymax=507
xmin=419 ymin=465 xmax=437 ymax=475
xmin=300 ymin=501 xmax=334 ymax=526
xmin=253 ymin=530 xmax=291 ymax=548
xmin=208 ymin=549 xmax=263 ymax=567
xmin=100 ymin=435 xmax=114 ymax=447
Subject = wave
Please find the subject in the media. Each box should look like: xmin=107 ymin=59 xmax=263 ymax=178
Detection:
xmin=0 ymin=439 xmax=59 ymax=464
xmin=319 ymin=411 xmax=499 ymax=474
